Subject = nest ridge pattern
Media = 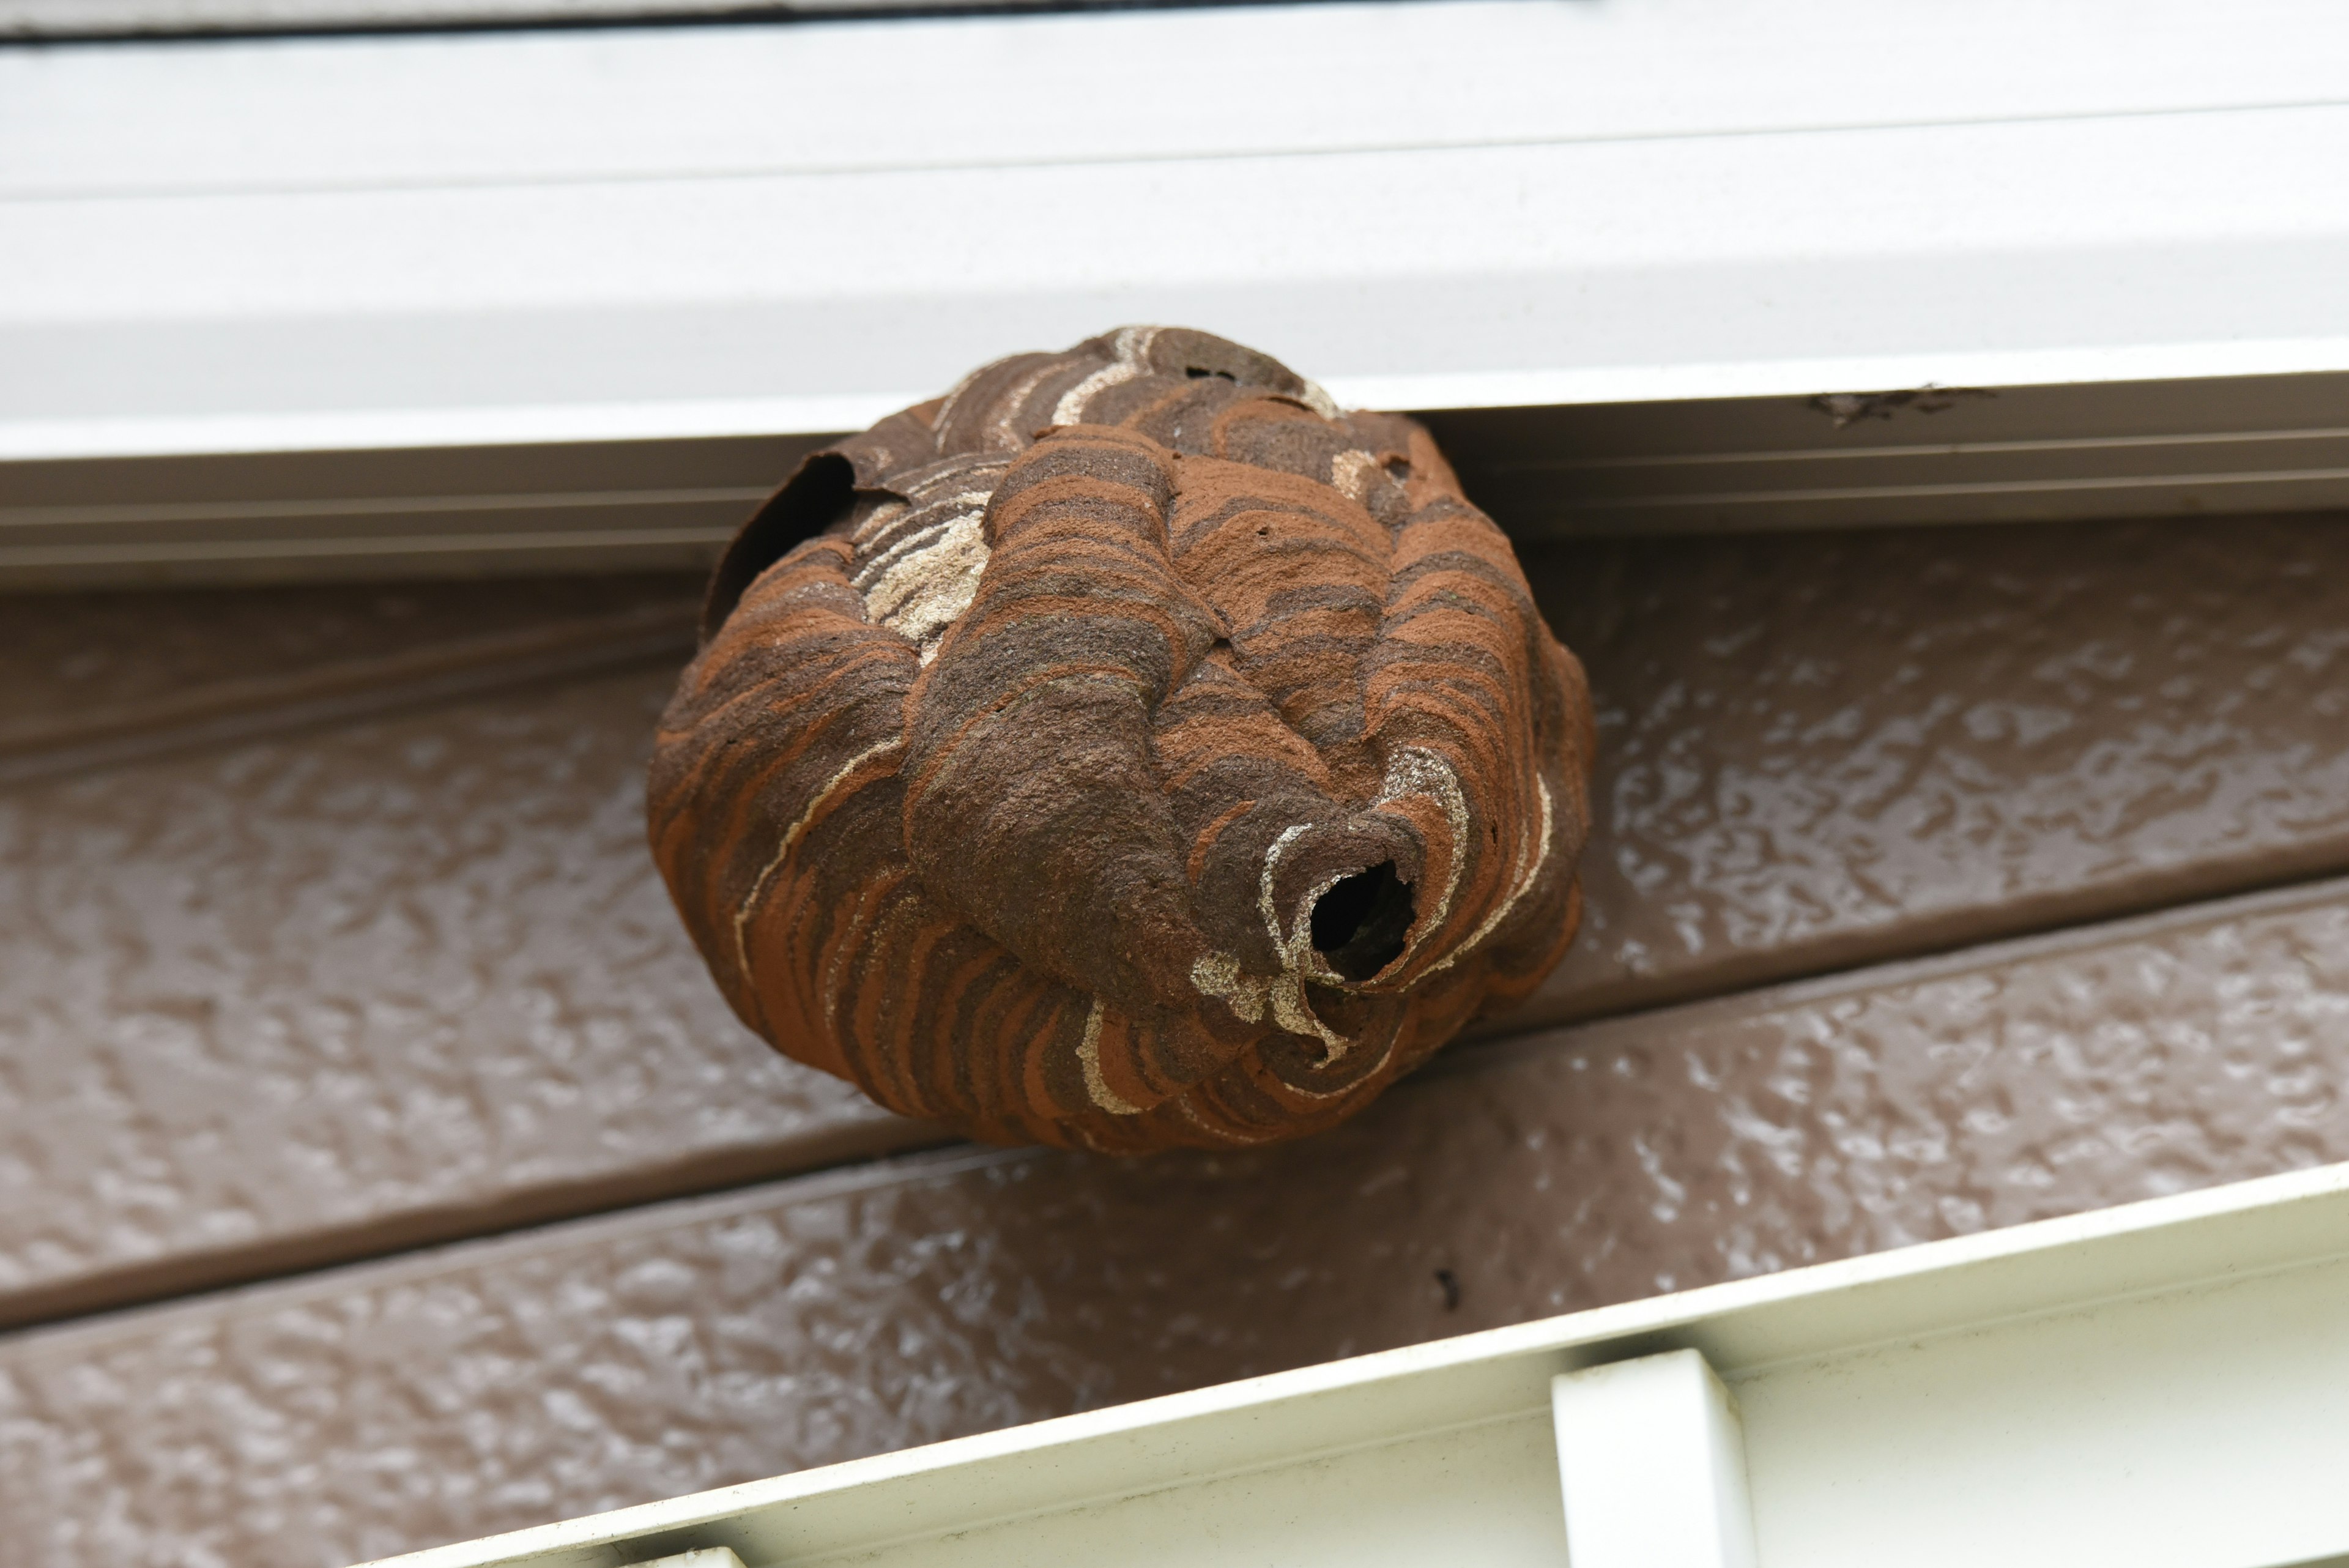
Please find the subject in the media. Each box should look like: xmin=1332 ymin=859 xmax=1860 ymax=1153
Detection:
xmin=651 ymin=327 xmax=1595 ymax=1152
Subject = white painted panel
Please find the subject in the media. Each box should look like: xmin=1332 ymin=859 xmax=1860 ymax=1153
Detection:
xmin=10 ymin=106 xmax=2349 ymax=458
xmin=13 ymin=0 xmax=2349 ymax=579
xmin=20 ymin=108 xmax=2349 ymax=322
xmin=1554 ymin=1352 xmax=1756 ymax=1568
xmin=9 ymin=0 xmax=2349 ymax=198
xmin=1739 ymin=1254 xmax=2349 ymax=1568
xmin=774 ymin=1410 xmax=1567 ymax=1568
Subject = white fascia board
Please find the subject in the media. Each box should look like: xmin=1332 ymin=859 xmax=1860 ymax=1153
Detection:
xmin=9 ymin=0 xmax=2349 ymax=582
xmin=1553 ymin=1351 xmax=1759 ymax=1568
xmin=355 ymin=1161 xmax=2349 ymax=1568
xmin=11 ymin=0 xmax=2349 ymax=199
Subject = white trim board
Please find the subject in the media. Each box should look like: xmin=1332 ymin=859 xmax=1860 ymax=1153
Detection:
xmin=13 ymin=1 xmax=2349 ymax=199
xmin=0 ymin=434 xmax=815 ymax=585
xmin=9 ymin=0 xmax=2349 ymax=582
xmin=7 ymin=366 xmax=2347 ymax=587
xmin=356 ymin=1161 xmax=2349 ymax=1568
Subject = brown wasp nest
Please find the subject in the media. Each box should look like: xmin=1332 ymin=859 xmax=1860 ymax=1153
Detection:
xmin=650 ymin=328 xmax=1595 ymax=1153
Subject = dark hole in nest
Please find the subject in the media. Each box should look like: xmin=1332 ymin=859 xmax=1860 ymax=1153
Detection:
xmin=1186 ymin=366 xmax=1239 ymax=381
xmin=1310 ymin=861 xmax=1415 ymax=981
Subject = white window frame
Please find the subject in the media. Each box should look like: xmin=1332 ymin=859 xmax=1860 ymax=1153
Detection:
xmin=7 ymin=0 xmax=2349 ymax=577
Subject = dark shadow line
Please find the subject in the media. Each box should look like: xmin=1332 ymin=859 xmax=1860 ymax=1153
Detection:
xmin=0 ymin=600 xmax=700 ymax=790
xmin=1 ymin=0 xmax=1456 ymax=48
xmin=0 ymin=1118 xmax=966 ymax=1342
xmin=1457 ymin=841 xmax=2349 ymax=1055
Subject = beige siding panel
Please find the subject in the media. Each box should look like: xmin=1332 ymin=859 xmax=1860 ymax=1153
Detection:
xmin=1521 ymin=513 xmax=2349 ymax=1025
xmin=0 ymin=658 xmax=926 ymax=1331
xmin=9 ymin=516 xmax=2349 ymax=1331
xmin=4 ymin=877 xmax=2346 ymax=1568
xmin=0 ymin=576 xmax=699 ymax=731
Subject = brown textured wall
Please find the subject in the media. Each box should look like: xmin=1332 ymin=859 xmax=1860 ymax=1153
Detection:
xmin=1519 ymin=515 xmax=2349 ymax=1024
xmin=0 ymin=584 xmax=927 ymax=1331
xmin=10 ymin=520 xmax=2349 ymax=1334
xmin=2 ymin=516 xmax=2347 ymax=1565
xmin=0 ymin=576 xmax=704 ymax=788
xmin=0 ymin=578 xmax=694 ymax=730
xmin=5 ymin=877 xmax=2348 ymax=1568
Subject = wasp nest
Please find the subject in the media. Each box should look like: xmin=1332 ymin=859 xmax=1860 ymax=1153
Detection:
xmin=650 ymin=328 xmax=1594 ymax=1152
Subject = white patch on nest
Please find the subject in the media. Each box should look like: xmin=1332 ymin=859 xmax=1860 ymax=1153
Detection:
xmin=857 ymin=508 xmax=990 ymax=661
xmin=1297 ymin=378 xmax=1343 ymax=421
xmin=1422 ymin=775 xmax=1553 ymax=978
xmin=1077 ymin=998 xmax=1145 ymax=1116
xmin=1329 ymin=448 xmax=1381 ymax=503
xmin=1052 ymin=325 xmax=1160 ymax=428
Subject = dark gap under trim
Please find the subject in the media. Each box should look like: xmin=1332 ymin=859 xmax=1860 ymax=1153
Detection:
xmin=0 ymin=0 xmax=1386 ymax=48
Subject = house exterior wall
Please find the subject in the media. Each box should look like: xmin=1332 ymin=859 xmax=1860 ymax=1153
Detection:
xmin=2 ymin=514 xmax=2345 ymax=1564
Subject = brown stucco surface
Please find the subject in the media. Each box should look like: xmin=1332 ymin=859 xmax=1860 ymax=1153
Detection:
xmin=0 ymin=577 xmax=699 ymax=737
xmin=1518 ymin=515 xmax=2349 ymax=1024
xmin=4 ymin=876 xmax=2347 ymax=1568
xmin=2 ymin=516 xmax=2348 ymax=1564
xmin=0 ymin=664 xmax=921 ymax=1330
xmin=12 ymin=517 xmax=2349 ymax=1337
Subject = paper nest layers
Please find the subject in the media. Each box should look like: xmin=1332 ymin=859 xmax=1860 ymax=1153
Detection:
xmin=650 ymin=327 xmax=1595 ymax=1153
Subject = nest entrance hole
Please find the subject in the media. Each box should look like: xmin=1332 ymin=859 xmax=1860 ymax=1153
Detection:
xmin=1310 ymin=862 xmax=1415 ymax=981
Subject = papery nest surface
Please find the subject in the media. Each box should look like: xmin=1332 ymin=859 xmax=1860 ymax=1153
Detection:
xmin=651 ymin=327 xmax=1595 ymax=1152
